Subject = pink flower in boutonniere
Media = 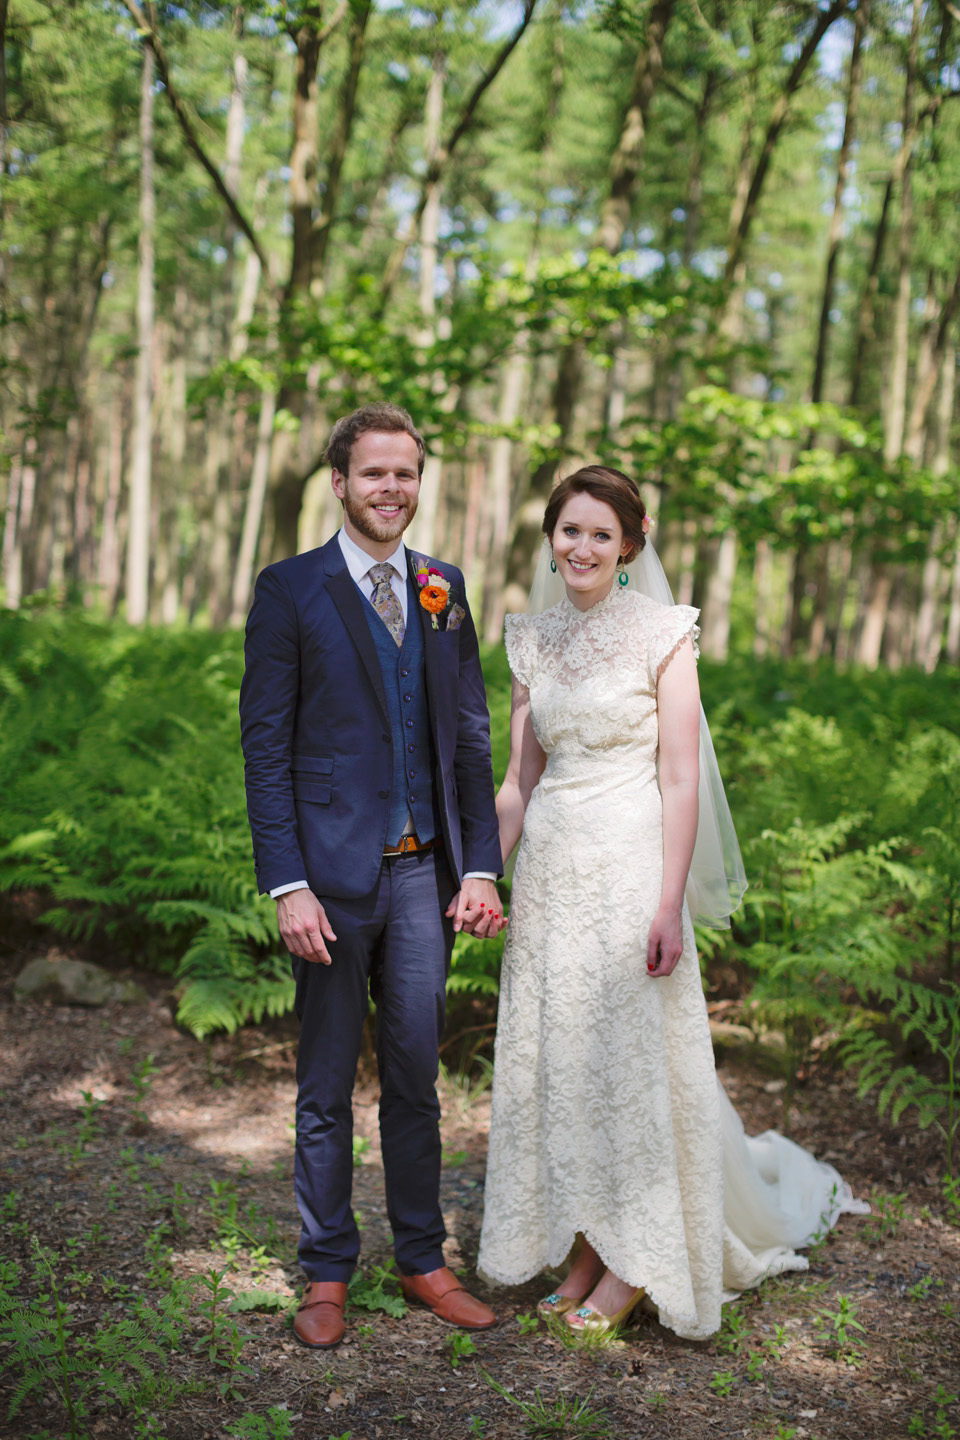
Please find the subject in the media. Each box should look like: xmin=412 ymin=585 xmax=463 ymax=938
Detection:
xmin=414 ymin=558 xmax=431 ymax=588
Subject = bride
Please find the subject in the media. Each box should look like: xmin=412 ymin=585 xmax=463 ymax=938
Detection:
xmin=476 ymin=465 xmax=866 ymax=1341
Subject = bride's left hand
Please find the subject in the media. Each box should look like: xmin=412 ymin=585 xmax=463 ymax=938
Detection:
xmin=646 ymin=907 xmax=683 ymax=977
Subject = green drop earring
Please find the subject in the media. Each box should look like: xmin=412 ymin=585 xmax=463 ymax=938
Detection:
xmin=550 ymin=554 xmax=557 ymax=573
xmin=617 ymin=558 xmax=629 ymax=587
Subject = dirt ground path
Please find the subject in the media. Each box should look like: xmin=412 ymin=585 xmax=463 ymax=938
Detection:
xmin=1 ymin=962 xmax=958 ymax=1440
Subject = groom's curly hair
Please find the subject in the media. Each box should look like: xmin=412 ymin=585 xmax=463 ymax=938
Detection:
xmin=325 ymin=403 xmax=426 ymax=477
xmin=543 ymin=466 xmax=648 ymax=564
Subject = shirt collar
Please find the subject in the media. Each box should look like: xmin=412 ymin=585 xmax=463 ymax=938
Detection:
xmin=337 ymin=527 xmax=407 ymax=586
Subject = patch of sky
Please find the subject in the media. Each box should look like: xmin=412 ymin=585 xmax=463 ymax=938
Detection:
xmin=817 ymin=17 xmax=853 ymax=84
xmin=280 ymin=166 xmax=292 ymax=183
xmin=388 ymin=62 xmax=411 ymax=82
xmin=883 ymin=121 xmax=903 ymax=151
xmin=769 ymin=272 xmax=783 ymax=289
xmin=247 ymin=14 xmax=280 ymax=38
xmin=102 ymin=272 xmax=114 ymax=289
xmin=671 ymin=208 xmax=686 ymax=224
xmin=620 ymin=249 xmax=665 ymax=279
xmin=637 ymin=225 xmax=656 ymax=245
xmin=213 ymin=247 xmax=228 ymax=266
xmin=817 ymin=100 xmax=846 ymax=150
xmin=692 ymin=248 xmax=726 ymax=280
xmin=744 ymin=288 xmax=767 ymax=313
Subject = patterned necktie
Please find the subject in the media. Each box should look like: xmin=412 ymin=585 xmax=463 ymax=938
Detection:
xmin=368 ymin=563 xmax=405 ymax=647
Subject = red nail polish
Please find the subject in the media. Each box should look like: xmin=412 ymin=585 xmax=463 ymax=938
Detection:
xmin=479 ymin=903 xmax=485 ymax=909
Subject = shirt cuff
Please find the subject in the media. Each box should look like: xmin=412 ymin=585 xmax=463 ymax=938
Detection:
xmin=270 ymin=880 xmax=310 ymax=899
xmin=462 ymin=871 xmax=498 ymax=883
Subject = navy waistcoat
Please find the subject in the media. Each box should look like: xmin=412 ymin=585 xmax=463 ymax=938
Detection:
xmin=362 ymin=576 xmax=440 ymax=845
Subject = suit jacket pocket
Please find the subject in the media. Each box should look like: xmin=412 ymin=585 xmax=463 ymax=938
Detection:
xmin=292 ymin=754 xmax=334 ymax=775
xmin=292 ymin=779 xmax=332 ymax=805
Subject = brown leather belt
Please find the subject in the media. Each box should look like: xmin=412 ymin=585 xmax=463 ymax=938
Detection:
xmin=382 ymin=834 xmax=438 ymax=857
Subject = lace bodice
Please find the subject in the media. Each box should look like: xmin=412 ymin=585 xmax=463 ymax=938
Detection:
xmin=505 ymin=587 xmax=700 ymax=764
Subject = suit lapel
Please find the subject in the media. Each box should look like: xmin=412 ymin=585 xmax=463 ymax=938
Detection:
xmin=323 ymin=536 xmax=390 ymax=726
xmin=410 ymin=552 xmax=445 ymax=752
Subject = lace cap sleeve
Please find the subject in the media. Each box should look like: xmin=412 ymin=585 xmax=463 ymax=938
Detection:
xmin=504 ymin=612 xmax=537 ymax=689
xmin=649 ymin=603 xmax=700 ymax=680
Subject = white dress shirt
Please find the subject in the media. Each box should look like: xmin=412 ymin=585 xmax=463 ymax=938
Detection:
xmin=270 ymin=528 xmax=495 ymax=898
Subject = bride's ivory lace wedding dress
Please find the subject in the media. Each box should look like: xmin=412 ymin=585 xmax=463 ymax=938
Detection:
xmin=477 ymin=585 xmax=867 ymax=1340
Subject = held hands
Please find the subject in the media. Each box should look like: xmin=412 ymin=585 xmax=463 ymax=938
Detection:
xmin=446 ymin=878 xmax=507 ymax=938
xmin=276 ymin=888 xmax=337 ymax=965
xmin=646 ymin=905 xmax=683 ymax=978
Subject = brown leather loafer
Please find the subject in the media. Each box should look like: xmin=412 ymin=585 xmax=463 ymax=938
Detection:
xmin=293 ymin=1280 xmax=348 ymax=1349
xmin=399 ymin=1266 xmax=497 ymax=1330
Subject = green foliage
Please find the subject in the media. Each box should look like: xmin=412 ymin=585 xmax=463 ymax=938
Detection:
xmin=448 ymin=1331 xmax=478 ymax=1368
xmin=0 ymin=1237 xmax=186 ymax=1439
xmin=0 ymin=613 xmax=289 ymax=1037
xmin=481 ymin=1370 xmax=611 ymax=1437
xmin=347 ymin=1262 xmax=407 ymax=1319
xmin=225 ymin=1410 xmax=294 ymax=1440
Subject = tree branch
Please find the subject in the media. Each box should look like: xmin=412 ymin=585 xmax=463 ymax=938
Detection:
xmin=723 ymin=0 xmax=851 ymax=285
xmin=120 ymin=0 xmax=277 ymax=295
xmin=378 ymin=0 xmax=539 ymax=309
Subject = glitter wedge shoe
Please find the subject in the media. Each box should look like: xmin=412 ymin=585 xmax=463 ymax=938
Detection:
xmin=536 ymin=1290 xmax=582 ymax=1319
xmin=565 ymin=1288 xmax=645 ymax=1337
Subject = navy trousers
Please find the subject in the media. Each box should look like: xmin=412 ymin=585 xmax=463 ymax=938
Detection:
xmin=292 ymin=848 xmax=456 ymax=1282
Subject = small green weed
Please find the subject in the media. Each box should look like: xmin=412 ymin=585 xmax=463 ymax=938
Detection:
xmin=352 ymin=1135 xmax=371 ymax=1167
xmin=516 ymin=1311 xmax=539 ymax=1335
xmin=449 ymin=1331 xmax=478 ymax=1368
xmin=131 ymin=1054 xmax=159 ymax=1130
xmin=709 ymin=1370 xmax=736 ymax=1398
xmin=73 ymin=1090 xmax=104 ymax=1158
xmin=864 ymin=1190 xmax=907 ymax=1244
xmin=814 ymin=1293 xmax=866 ymax=1360
xmin=481 ymin=1369 xmax=610 ymax=1436
xmin=716 ymin=1305 xmax=751 ymax=1354
xmin=225 ymin=1407 xmax=294 ymax=1439
xmin=347 ymin=1261 xmax=406 ymax=1318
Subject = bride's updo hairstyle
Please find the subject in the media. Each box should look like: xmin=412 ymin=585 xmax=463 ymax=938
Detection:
xmin=542 ymin=466 xmax=648 ymax=564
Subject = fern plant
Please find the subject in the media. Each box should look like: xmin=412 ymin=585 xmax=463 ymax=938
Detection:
xmin=841 ymin=983 xmax=960 ymax=1180
xmin=0 ymin=1237 xmax=186 ymax=1439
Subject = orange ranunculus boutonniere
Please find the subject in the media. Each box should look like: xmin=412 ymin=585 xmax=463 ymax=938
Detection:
xmin=414 ymin=558 xmax=453 ymax=629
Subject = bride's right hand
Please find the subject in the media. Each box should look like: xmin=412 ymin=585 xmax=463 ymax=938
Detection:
xmin=646 ymin=906 xmax=683 ymax=977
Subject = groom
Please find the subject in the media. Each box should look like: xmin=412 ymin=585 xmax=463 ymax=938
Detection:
xmin=240 ymin=403 xmax=504 ymax=1349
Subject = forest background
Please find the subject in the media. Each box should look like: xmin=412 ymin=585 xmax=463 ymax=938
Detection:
xmin=1 ymin=1 xmax=960 ymax=1186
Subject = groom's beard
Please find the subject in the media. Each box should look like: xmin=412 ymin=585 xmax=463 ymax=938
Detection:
xmin=341 ymin=485 xmax=418 ymax=544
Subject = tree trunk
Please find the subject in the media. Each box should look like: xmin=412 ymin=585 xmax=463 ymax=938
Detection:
xmin=2 ymin=447 xmax=24 ymax=608
xmin=904 ymin=259 xmax=960 ymax=461
xmin=883 ymin=0 xmax=919 ymax=464
xmin=230 ymin=388 xmax=278 ymax=626
xmin=312 ymin=0 xmax=372 ymax=290
xmin=945 ymin=529 xmax=960 ymax=666
xmin=125 ymin=38 xmax=155 ymax=625
xmin=856 ymin=565 xmax=892 ymax=669
xmin=753 ymin=538 xmax=773 ymax=659
xmin=718 ymin=0 xmax=848 ymax=334
xmin=699 ymin=530 xmax=737 ymax=661
xmin=848 ymin=177 xmax=892 ymax=408
xmin=810 ymin=0 xmax=868 ymax=406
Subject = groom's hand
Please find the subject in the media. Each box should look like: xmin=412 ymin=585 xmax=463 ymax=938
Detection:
xmin=446 ymin=878 xmax=506 ymax=937
xmin=277 ymin=888 xmax=338 ymax=965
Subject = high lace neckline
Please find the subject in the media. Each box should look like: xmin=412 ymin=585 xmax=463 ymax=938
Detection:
xmin=560 ymin=583 xmax=624 ymax=621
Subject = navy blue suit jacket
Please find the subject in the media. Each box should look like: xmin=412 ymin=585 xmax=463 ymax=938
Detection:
xmin=239 ymin=534 xmax=502 ymax=899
